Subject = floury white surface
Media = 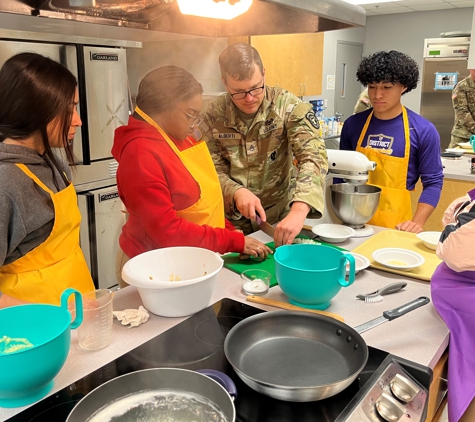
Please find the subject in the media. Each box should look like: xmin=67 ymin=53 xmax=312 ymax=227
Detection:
xmin=0 ymin=227 xmax=450 ymax=421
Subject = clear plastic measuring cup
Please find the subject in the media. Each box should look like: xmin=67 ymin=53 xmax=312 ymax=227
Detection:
xmin=77 ymin=289 xmax=113 ymax=351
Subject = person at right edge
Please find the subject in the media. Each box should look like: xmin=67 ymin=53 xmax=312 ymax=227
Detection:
xmin=449 ymin=68 xmax=475 ymax=148
xmin=340 ymin=50 xmax=443 ymax=233
xmin=199 ymin=43 xmax=328 ymax=247
xmin=431 ymin=189 xmax=475 ymax=422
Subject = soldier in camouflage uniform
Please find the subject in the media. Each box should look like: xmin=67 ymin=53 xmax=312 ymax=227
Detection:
xmin=198 ymin=43 xmax=328 ymax=246
xmin=450 ymin=70 xmax=475 ymax=148
xmin=353 ymin=87 xmax=372 ymax=114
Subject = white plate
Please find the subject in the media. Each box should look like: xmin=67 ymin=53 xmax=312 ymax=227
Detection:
xmin=445 ymin=148 xmax=465 ymax=156
xmin=458 ymin=142 xmax=473 ymax=149
xmin=416 ymin=231 xmax=441 ymax=251
xmin=346 ymin=252 xmax=370 ymax=274
xmin=372 ymin=248 xmax=425 ymax=271
xmin=311 ymin=224 xmax=356 ymax=243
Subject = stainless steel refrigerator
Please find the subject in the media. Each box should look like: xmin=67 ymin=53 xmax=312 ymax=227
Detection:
xmin=420 ymin=37 xmax=470 ymax=151
xmin=0 ymin=35 xmax=137 ymax=289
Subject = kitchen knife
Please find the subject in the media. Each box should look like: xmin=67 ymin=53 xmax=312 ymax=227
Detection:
xmin=256 ymin=212 xmax=275 ymax=238
xmin=354 ymin=296 xmax=430 ymax=334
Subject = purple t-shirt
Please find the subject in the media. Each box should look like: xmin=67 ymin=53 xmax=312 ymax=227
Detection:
xmin=340 ymin=108 xmax=443 ymax=208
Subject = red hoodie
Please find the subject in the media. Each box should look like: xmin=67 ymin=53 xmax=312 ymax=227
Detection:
xmin=111 ymin=116 xmax=245 ymax=258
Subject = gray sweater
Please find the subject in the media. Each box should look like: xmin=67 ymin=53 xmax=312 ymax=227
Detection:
xmin=0 ymin=143 xmax=71 ymax=266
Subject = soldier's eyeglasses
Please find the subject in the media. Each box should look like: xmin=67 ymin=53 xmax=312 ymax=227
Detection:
xmin=229 ymin=83 xmax=265 ymax=100
xmin=176 ymin=107 xmax=203 ymax=128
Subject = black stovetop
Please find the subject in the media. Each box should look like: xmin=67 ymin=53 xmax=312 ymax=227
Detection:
xmin=5 ymin=298 xmax=429 ymax=422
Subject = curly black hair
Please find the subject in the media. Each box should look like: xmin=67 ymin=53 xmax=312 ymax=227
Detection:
xmin=356 ymin=50 xmax=419 ymax=94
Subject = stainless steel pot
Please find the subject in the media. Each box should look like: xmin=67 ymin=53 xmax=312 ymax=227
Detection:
xmin=67 ymin=368 xmax=236 ymax=422
xmin=330 ymin=183 xmax=381 ymax=228
xmin=224 ymin=297 xmax=429 ymax=402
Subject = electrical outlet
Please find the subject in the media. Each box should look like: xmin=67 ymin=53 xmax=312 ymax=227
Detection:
xmin=324 ymin=99 xmax=328 ymax=108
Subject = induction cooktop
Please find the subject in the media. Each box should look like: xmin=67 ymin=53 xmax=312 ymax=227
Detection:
xmin=5 ymin=298 xmax=432 ymax=422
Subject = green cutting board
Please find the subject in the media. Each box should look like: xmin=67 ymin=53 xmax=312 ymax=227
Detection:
xmin=223 ymin=238 xmax=346 ymax=287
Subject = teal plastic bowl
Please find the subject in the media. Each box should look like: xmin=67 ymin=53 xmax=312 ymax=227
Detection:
xmin=0 ymin=289 xmax=83 ymax=408
xmin=274 ymin=244 xmax=355 ymax=310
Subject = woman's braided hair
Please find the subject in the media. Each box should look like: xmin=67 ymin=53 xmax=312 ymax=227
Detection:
xmin=356 ymin=50 xmax=419 ymax=94
xmin=136 ymin=65 xmax=203 ymax=115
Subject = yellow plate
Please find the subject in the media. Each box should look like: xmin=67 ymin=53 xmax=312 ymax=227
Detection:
xmin=351 ymin=230 xmax=442 ymax=282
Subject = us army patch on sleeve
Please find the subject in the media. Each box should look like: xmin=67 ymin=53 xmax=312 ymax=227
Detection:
xmin=305 ymin=111 xmax=320 ymax=129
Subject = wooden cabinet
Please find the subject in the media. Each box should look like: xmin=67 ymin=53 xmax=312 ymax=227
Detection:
xmin=227 ymin=34 xmax=324 ymax=97
xmin=426 ymin=349 xmax=448 ymax=422
xmin=410 ymin=178 xmax=474 ymax=232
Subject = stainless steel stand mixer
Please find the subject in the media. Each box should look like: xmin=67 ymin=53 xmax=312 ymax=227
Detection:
xmin=306 ymin=150 xmax=381 ymax=237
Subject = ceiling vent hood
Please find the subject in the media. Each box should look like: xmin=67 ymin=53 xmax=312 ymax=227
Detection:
xmin=0 ymin=0 xmax=365 ymax=36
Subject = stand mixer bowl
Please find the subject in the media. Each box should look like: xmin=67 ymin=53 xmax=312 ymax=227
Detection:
xmin=330 ymin=183 xmax=381 ymax=228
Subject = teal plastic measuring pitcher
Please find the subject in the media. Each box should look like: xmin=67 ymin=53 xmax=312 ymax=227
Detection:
xmin=274 ymin=244 xmax=356 ymax=310
xmin=0 ymin=288 xmax=83 ymax=408
xmin=470 ymin=134 xmax=475 ymax=152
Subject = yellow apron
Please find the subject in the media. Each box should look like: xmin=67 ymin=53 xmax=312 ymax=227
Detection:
xmin=356 ymin=107 xmax=412 ymax=228
xmin=0 ymin=164 xmax=94 ymax=305
xmin=135 ymin=107 xmax=225 ymax=228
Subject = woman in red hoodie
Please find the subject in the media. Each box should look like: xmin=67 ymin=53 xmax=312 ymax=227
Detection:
xmin=112 ymin=65 xmax=271 ymax=268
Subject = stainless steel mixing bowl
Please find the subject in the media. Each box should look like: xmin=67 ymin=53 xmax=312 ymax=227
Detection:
xmin=330 ymin=183 xmax=381 ymax=228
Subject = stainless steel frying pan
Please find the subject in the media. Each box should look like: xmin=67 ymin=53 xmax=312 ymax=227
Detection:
xmin=224 ymin=297 xmax=429 ymax=402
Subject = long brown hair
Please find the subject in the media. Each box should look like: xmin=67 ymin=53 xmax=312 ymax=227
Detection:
xmin=135 ymin=65 xmax=203 ymax=116
xmin=0 ymin=52 xmax=78 ymax=166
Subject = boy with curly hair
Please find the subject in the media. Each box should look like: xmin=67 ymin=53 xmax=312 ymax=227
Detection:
xmin=340 ymin=50 xmax=443 ymax=233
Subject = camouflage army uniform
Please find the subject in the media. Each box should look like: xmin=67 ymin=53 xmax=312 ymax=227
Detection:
xmin=353 ymin=88 xmax=372 ymax=114
xmin=199 ymin=86 xmax=328 ymax=234
xmin=450 ymin=75 xmax=475 ymax=148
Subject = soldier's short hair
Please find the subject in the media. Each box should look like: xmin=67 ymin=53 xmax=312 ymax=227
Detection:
xmin=219 ymin=42 xmax=264 ymax=82
xmin=136 ymin=65 xmax=203 ymax=115
xmin=356 ymin=50 xmax=419 ymax=94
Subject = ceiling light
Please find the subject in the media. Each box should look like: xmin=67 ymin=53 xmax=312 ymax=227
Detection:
xmin=177 ymin=0 xmax=253 ymax=20
xmin=343 ymin=0 xmax=400 ymax=4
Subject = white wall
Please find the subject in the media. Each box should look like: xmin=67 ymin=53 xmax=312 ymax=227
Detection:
xmin=317 ymin=26 xmax=366 ymax=117
xmin=468 ymin=7 xmax=475 ymax=68
xmin=364 ymin=8 xmax=473 ymax=112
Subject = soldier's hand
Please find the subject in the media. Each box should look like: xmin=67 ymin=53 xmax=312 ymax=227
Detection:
xmin=234 ymin=188 xmax=266 ymax=223
xmin=274 ymin=202 xmax=310 ymax=247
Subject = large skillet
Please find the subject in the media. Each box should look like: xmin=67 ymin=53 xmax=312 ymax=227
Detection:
xmin=224 ymin=297 xmax=429 ymax=402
